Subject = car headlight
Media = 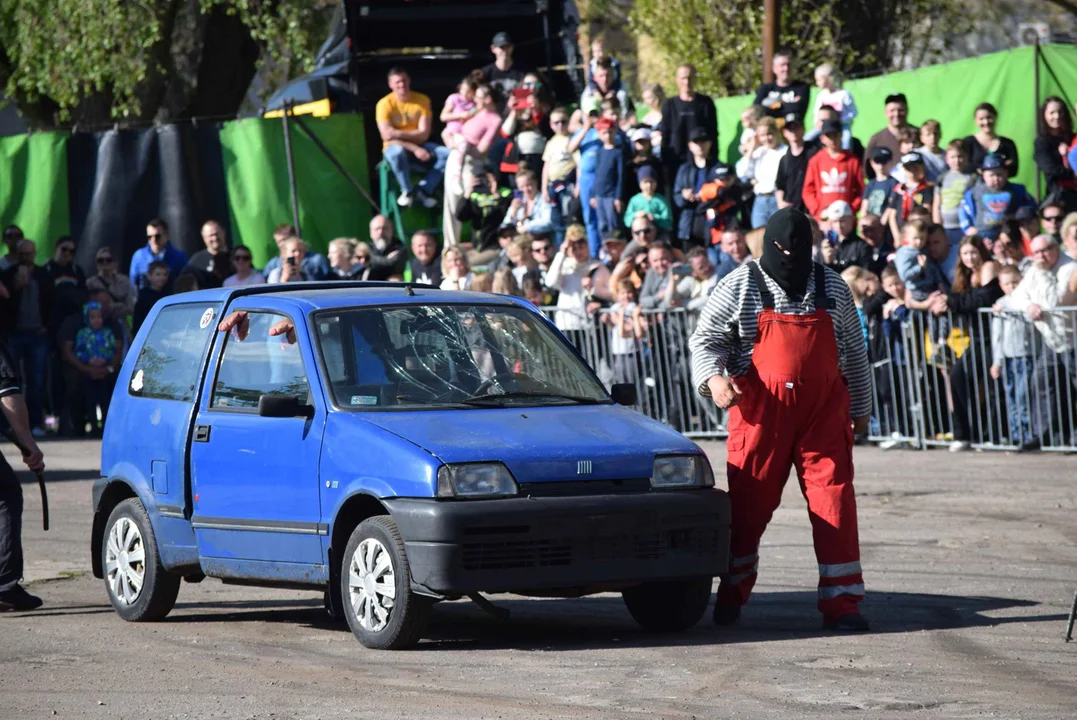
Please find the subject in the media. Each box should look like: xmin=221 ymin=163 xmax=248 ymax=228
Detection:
xmin=437 ymin=462 xmax=519 ymax=499
xmin=650 ymin=454 xmax=714 ymax=488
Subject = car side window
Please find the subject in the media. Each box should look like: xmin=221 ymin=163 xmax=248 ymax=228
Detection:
xmin=212 ymin=312 xmax=310 ymax=410
xmin=129 ymin=304 xmax=220 ymax=403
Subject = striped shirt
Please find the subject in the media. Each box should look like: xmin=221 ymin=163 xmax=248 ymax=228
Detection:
xmin=688 ymin=260 xmax=873 ymax=419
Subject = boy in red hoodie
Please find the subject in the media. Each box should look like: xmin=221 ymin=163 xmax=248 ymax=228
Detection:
xmin=803 ymin=118 xmax=864 ymax=219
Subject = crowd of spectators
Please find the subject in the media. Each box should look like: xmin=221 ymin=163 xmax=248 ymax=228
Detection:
xmin=3 ymin=33 xmax=1076 ymax=449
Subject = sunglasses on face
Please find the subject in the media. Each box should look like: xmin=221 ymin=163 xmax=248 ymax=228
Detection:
xmin=633 ymin=228 xmax=651 ymax=236
xmin=532 ymin=246 xmax=551 ymax=253
xmin=1043 ymin=214 xmax=1062 ymax=222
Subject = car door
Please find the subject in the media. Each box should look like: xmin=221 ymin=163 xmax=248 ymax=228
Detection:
xmin=189 ymin=302 xmax=326 ymax=574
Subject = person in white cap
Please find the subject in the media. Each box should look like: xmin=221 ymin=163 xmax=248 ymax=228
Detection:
xmin=819 ymin=200 xmax=872 ymax=272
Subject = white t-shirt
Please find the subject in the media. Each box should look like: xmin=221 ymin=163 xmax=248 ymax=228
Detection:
xmin=608 ymin=302 xmax=638 ymax=355
xmin=223 ymin=271 xmax=265 ymax=287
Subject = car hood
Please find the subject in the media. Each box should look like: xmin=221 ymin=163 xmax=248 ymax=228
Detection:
xmin=354 ymin=404 xmax=700 ymax=484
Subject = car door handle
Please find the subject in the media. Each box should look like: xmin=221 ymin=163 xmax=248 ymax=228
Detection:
xmin=193 ymin=425 xmax=211 ymax=443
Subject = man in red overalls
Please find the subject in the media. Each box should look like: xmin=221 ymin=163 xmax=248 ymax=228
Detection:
xmin=688 ymin=207 xmax=873 ymax=631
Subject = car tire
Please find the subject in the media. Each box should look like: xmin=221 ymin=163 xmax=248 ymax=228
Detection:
xmin=622 ymin=578 xmax=713 ymax=632
xmin=340 ymin=515 xmax=431 ymax=650
xmin=102 ymin=498 xmax=181 ymax=622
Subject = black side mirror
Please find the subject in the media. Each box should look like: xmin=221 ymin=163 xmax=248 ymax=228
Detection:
xmin=610 ymin=383 xmax=637 ymax=406
xmin=258 ymin=394 xmax=314 ymax=419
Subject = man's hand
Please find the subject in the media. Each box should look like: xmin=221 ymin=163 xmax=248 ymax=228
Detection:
xmin=20 ymin=439 xmax=44 ymax=473
xmin=989 ymin=364 xmax=1001 ymax=380
xmin=916 ymin=253 xmax=927 ymax=267
xmin=218 ymin=310 xmax=251 ymax=340
xmin=707 ymin=375 xmax=741 ymax=409
xmin=413 ymin=146 xmax=431 ymax=163
xmin=1027 ymin=303 xmax=1044 ymax=322
xmin=589 ymin=197 xmax=597 ymax=208
xmin=681 ymin=188 xmax=695 ymax=202
xmin=268 ymin=318 xmax=298 ymax=345
xmin=613 ymin=199 xmax=622 ymax=213
xmin=585 ymin=300 xmax=602 ymax=314
xmin=852 ymin=417 xmax=869 ymax=435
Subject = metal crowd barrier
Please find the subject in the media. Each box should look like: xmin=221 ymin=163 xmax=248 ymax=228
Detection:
xmin=543 ymin=303 xmax=1077 ymax=452
xmin=540 ymin=306 xmax=728 ymax=439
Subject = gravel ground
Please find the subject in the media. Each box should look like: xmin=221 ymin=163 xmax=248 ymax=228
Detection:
xmin=1 ymin=439 xmax=1075 ymax=719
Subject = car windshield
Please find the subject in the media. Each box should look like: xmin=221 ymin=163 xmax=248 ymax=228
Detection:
xmin=314 ymin=304 xmax=609 ymax=409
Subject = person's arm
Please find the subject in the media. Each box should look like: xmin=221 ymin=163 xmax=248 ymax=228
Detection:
xmin=1003 ymin=137 xmax=1019 ymax=177
xmin=500 ymin=108 xmax=519 ymax=138
xmin=0 ymin=343 xmax=43 ymax=469
xmin=849 ymin=159 xmax=865 ymax=212
xmin=841 ymin=90 xmax=858 ymax=125
xmin=566 ymin=122 xmax=591 ymax=155
xmin=659 ymin=98 xmax=673 ymax=157
xmin=1062 ymin=264 xmax=1077 ymax=307
xmin=544 ymin=248 xmax=569 ymax=290
xmin=590 ymin=265 xmax=613 ymax=302
xmin=948 ymin=277 xmax=1003 ymax=315
xmin=522 ymin=196 xmax=554 ymax=235
xmin=61 ymin=338 xmax=104 ymax=379
xmin=613 ymin=152 xmax=624 ymax=209
xmin=687 ymin=268 xmax=748 ymax=397
xmin=931 ymin=183 xmax=943 ymax=224
xmin=638 ymin=273 xmax=662 ymax=309
xmin=832 ymin=275 xmax=873 ymax=423
xmin=1034 ymin=135 xmax=1071 ymax=187
xmin=990 ymin=312 xmax=1003 ymax=370
xmin=651 ymin=196 xmax=673 ymax=230
xmin=775 ymin=155 xmax=790 ymax=208
xmin=958 ymin=188 xmax=975 ymax=234
xmin=673 ymin=165 xmax=692 ymax=209
xmin=801 ymin=157 xmax=820 ymax=217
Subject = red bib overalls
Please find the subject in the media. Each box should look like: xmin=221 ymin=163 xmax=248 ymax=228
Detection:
xmin=716 ymin=263 xmax=864 ymax=622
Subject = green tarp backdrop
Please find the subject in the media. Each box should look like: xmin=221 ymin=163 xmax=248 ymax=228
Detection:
xmin=0 ymin=132 xmax=70 ymax=263
xmin=0 ymin=45 xmax=1074 ymax=269
xmin=219 ymin=113 xmax=373 ymax=269
xmin=716 ymin=44 xmax=1077 ymax=196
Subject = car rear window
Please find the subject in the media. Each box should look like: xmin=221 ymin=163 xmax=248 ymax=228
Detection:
xmin=128 ymin=304 xmax=219 ymax=403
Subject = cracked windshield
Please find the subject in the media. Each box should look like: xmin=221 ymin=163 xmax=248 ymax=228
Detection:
xmin=315 ymin=305 xmax=608 ymax=408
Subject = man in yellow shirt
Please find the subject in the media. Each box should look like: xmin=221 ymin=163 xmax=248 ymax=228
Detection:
xmin=377 ymin=67 xmax=450 ymax=209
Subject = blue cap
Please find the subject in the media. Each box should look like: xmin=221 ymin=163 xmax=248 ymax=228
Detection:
xmin=982 ymin=153 xmax=1005 ymax=171
xmin=637 ymin=165 xmax=656 ymax=184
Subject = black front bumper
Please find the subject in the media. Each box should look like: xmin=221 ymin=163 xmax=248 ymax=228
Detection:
xmin=383 ymin=490 xmax=730 ymax=595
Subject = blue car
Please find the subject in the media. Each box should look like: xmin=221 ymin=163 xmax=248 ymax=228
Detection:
xmin=91 ymin=282 xmax=730 ymax=649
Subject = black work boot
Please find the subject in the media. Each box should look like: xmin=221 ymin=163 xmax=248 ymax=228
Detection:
xmin=0 ymin=584 xmax=43 ymax=611
xmin=823 ymin=612 xmax=870 ymax=632
xmin=713 ymin=602 xmax=741 ymax=626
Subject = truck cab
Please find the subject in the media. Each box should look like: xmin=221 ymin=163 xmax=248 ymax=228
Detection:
xmin=92 ymin=282 xmax=729 ymax=649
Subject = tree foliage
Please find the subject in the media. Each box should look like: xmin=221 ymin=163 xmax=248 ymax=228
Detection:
xmin=0 ymin=0 xmax=336 ymax=129
xmin=629 ymin=0 xmax=988 ymax=98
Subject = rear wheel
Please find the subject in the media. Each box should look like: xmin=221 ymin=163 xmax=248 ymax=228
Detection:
xmin=340 ymin=516 xmax=431 ymax=649
xmin=102 ymin=499 xmax=181 ymax=621
xmin=622 ymin=578 xmax=713 ymax=632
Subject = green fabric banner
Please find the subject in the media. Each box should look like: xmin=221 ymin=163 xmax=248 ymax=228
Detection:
xmin=715 ymin=44 xmax=1071 ymax=195
xmin=0 ymin=131 xmax=70 ymax=263
xmin=219 ymin=114 xmax=373 ymax=269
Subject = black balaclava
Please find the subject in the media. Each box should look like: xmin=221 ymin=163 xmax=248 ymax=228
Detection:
xmin=759 ymin=207 xmax=814 ymax=299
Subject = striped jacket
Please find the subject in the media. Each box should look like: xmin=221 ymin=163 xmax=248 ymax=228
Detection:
xmin=688 ymin=260 xmax=873 ymax=419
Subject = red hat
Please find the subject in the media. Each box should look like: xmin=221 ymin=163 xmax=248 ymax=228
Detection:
xmin=595 ymin=117 xmax=614 ymax=131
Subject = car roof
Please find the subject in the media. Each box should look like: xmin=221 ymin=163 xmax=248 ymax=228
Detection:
xmin=160 ymin=282 xmax=524 ymax=313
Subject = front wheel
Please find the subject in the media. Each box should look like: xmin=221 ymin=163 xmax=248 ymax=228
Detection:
xmin=102 ymin=498 xmax=181 ymax=621
xmin=622 ymin=578 xmax=713 ymax=632
xmin=341 ymin=516 xmax=431 ymax=650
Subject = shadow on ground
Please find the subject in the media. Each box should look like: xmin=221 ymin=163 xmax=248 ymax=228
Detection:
xmin=56 ymin=590 xmax=1061 ymax=650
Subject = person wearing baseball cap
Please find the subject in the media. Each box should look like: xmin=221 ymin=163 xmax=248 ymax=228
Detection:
xmin=885 ymin=151 xmax=934 ymax=241
xmin=802 ymin=117 xmax=864 ymax=220
xmin=674 ymin=128 xmax=719 ymax=247
xmin=775 ymin=113 xmax=810 ymax=213
xmin=820 ymin=200 xmax=872 ymax=272
xmin=862 ymin=146 xmax=899 ymax=218
xmin=689 ymin=206 xmax=872 ymax=632
xmin=959 ymin=153 xmax=1037 ymax=241
xmin=481 ymin=31 xmax=524 ymax=96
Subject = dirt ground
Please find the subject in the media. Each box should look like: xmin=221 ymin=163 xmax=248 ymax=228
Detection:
xmin=1 ymin=439 xmax=1076 ymax=719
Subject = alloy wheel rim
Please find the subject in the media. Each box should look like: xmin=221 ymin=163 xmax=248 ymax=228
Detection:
xmin=348 ymin=538 xmax=396 ymax=632
xmin=105 ymin=517 xmax=146 ymax=606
